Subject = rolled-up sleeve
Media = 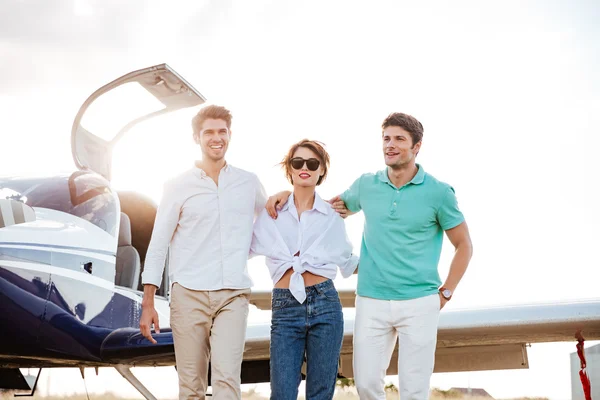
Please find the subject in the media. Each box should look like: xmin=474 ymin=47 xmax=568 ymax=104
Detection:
xmin=141 ymin=181 xmax=182 ymax=288
xmin=326 ymin=214 xmax=359 ymax=278
xmin=249 ymin=210 xmax=268 ymax=259
xmin=254 ymin=174 xmax=268 ymax=216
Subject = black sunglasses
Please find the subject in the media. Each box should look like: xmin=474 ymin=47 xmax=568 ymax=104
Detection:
xmin=290 ymin=157 xmax=320 ymax=171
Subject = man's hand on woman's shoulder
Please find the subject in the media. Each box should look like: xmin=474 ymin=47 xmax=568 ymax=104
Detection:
xmin=328 ymin=195 xmax=354 ymax=219
xmin=265 ymin=190 xmax=292 ymax=219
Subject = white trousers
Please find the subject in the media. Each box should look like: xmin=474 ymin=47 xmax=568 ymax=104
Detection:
xmin=353 ymin=294 xmax=440 ymax=400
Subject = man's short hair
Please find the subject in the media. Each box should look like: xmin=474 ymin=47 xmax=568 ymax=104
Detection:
xmin=192 ymin=105 xmax=232 ymax=136
xmin=382 ymin=112 xmax=424 ymax=146
xmin=280 ymin=139 xmax=330 ymax=186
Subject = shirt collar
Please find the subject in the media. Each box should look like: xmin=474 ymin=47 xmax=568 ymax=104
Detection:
xmin=193 ymin=161 xmax=231 ymax=179
xmin=281 ymin=192 xmax=329 ymax=215
xmin=377 ymin=164 xmax=425 ymax=186
xmin=313 ymin=193 xmax=330 ymax=214
xmin=411 ymin=164 xmax=425 ymax=184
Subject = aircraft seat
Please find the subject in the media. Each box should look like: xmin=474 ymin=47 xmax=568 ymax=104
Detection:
xmin=116 ymin=212 xmax=141 ymax=290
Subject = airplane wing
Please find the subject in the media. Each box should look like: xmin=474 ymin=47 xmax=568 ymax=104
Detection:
xmin=249 ymin=288 xmax=357 ymax=309
xmin=249 ymin=289 xmax=600 ymax=376
xmin=98 ymin=291 xmax=600 ymax=382
xmin=100 ymin=326 xmax=274 ymax=384
xmin=6 ymin=295 xmax=597 ymax=396
xmin=101 ymin=327 xmax=176 ymax=366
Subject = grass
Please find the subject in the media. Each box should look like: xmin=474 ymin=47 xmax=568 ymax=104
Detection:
xmin=0 ymin=388 xmax=550 ymax=400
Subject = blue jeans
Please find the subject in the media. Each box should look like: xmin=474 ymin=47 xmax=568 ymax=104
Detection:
xmin=269 ymin=279 xmax=344 ymax=400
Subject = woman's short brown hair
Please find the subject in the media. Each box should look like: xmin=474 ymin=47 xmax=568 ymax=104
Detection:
xmin=280 ymin=139 xmax=330 ymax=186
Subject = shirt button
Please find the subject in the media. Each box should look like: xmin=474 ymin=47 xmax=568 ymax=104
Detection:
xmin=393 ymin=202 xmax=397 ymax=206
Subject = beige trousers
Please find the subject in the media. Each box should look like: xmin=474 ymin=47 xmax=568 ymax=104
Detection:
xmin=170 ymin=283 xmax=250 ymax=400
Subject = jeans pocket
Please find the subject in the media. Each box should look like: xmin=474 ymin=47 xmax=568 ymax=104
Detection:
xmin=322 ymin=287 xmax=341 ymax=303
xmin=272 ymin=297 xmax=292 ymax=311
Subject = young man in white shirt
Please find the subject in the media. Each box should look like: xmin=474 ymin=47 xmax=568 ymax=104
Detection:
xmin=139 ymin=105 xmax=267 ymax=400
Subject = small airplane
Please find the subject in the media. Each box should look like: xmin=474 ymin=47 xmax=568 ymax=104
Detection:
xmin=1 ymin=64 xmax=599 ymax=400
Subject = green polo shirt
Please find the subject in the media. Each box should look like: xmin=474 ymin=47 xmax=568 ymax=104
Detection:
xmin=341 ymin=164 xmax=464 ymax=300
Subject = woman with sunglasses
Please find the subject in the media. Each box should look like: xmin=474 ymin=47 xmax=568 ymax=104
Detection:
xmin=250 ymin=139 xmax=358 ymax=400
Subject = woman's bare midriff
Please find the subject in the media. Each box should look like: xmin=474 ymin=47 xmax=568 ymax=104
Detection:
xmin=274 ymin=268 xmax=328 ymax=289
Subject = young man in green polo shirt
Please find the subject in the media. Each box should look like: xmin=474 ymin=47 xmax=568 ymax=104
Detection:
xmin=331 ymin=112 xmax=473 ymax=400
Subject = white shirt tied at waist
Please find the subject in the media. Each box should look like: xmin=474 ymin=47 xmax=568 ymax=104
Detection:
xmin=250 ymin=193 xmax=358 ymax=304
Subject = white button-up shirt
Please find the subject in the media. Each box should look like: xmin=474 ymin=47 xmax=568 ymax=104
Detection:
xmin=141 ymin=163 xmax=267 ymax=291
xmin=250 ymin=193 xmax=358 ymax=303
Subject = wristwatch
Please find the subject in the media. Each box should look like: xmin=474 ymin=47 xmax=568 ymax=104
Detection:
xmin=439 ymin=287 xmax=452 ymax=301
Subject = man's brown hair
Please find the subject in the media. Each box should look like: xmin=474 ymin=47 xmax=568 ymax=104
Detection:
xmin=191 ymin=105 xmax=232 ymax=136
xmin=382 ymin=112 xmax=424 ymax=147
xmin=280 ymin=139 xmax=330 ymax=186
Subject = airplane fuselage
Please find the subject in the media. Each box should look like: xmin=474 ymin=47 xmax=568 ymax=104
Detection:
xmin=0 ymin=172 xmax=172 ymax=369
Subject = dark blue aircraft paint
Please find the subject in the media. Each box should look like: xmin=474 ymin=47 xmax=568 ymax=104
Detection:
xmin=0 ymin=171 xmax=176 ymax=370
xmin=0 ymin=262 xmax=162 ymax=367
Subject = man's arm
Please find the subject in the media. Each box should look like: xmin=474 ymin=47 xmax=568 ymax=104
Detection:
xmin=439 ymin=221 xmax=473 ymax=310
xmin=441 ymin=221 xmax=473 ymax=293
xmin=140 ymin=284 xmax=160 ymax=344
xmin=329 ymin=175 xmax=362 ymax=219
xmin=254 ymin=175 xmax=269 ymax=216
xmin=437 ymin=185 xmax=471 ymax=309
xmin=265 ymin=190 xmax=292 ymax=219
xmin=329 ymin=195 xmax=356 ymax=219
xmin=141 ymin=183 xmax=180 ymax=287
xmin=139 ymin=182 xmax=181 ymax=343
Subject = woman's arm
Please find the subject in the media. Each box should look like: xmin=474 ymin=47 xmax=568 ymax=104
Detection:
xmin=327 ymin=214 xmax=359 ymax=278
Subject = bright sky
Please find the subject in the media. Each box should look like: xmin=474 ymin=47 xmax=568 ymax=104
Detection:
xmin=1 ymin=0 xmax=599 ymax=399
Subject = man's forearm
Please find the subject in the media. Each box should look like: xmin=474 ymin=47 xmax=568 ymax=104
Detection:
xmin=442 ymin=242 xmax=473 ymax=292
xmin=265 ymin=190 xmax=293 ymax=218
xmin=142 ymin=284 xmax=158 ymax=307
